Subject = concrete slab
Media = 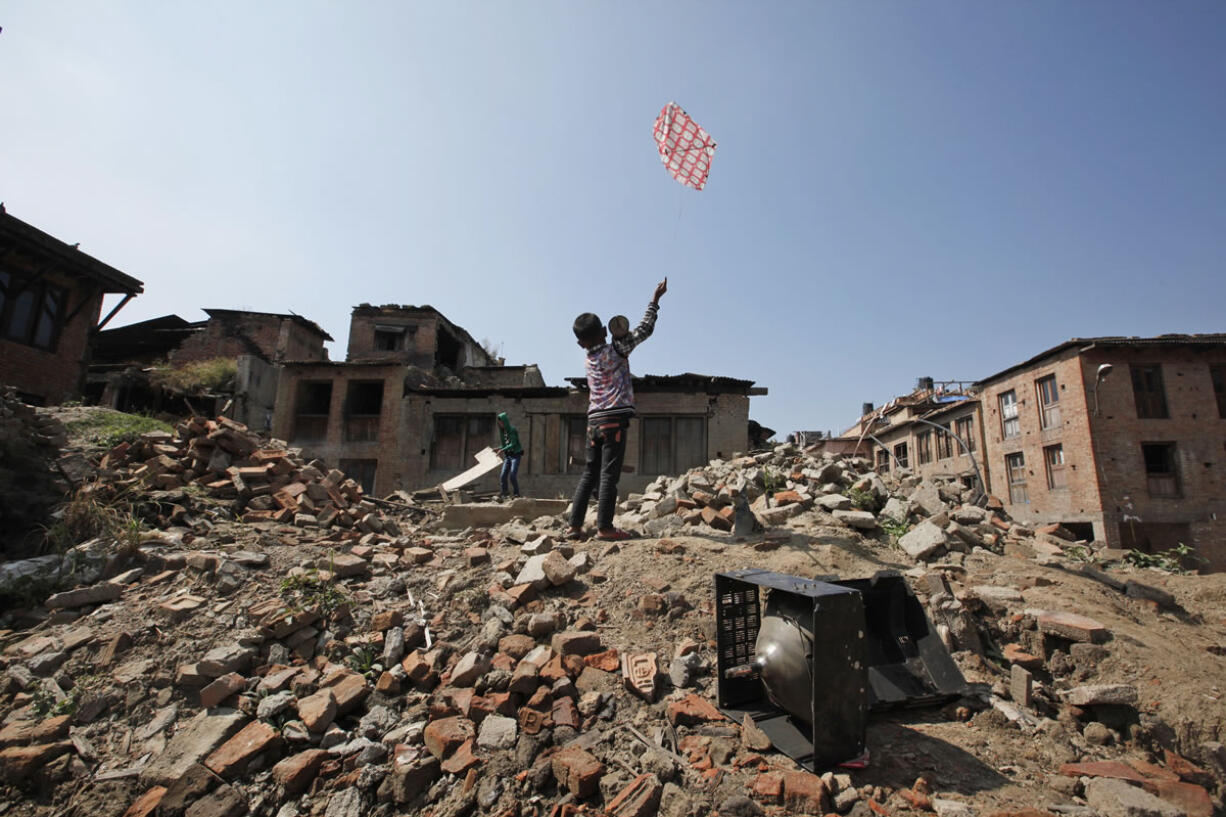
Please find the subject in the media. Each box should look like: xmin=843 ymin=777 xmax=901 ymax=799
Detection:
xmin=437 ymin=499 xmax=569 ymax=529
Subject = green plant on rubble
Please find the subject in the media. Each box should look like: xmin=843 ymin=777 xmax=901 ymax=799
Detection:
xmin=879 ymin=517 xmax=910 ymax=547
xmin=63 ymin=410 xmax=174 ymax=449
xmin=30 ymin=686 xmax=79 ymax=720
xmin=346 ymin=646 xmax=384 ymax=680
xmin=848 ymin=487 xmax=884 ymax=515
xmin=1064 ymin=545 xmax=1099 ymax=566
xmin=1124 ymin=543 xmax=1206 ymax=574
xmin=278 ymin=569 xmax=350 ymax=616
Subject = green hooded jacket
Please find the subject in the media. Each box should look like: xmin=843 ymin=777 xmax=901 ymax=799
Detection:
xmin=497 ymin=412 xmax=523 ymax=456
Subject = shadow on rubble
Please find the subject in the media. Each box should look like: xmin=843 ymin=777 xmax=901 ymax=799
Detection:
xmin=854 ymin=712 xmax=1010 ymax=795
xmin=780 ymin=531 xmax=912 ymax=572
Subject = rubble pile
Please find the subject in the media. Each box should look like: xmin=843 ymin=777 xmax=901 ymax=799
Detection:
xmin=1 ymin=425 xmax=1225 ymax=817
xmin=0 ymin=388 xmax=70 ymax=555
xmin=623 ymin=443 xmax=1042 ymax=561
xmin=92 ymin=416 xmax=404 ymax=536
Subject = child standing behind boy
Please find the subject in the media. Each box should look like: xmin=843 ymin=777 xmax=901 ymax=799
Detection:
xmin=568 ymin=278 xmax=668 ymax=541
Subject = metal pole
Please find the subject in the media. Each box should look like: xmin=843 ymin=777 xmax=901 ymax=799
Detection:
xmin=904 ymin=417 xmax=988 ymax=506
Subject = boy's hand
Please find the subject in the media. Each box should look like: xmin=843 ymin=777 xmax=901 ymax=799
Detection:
xmin=652 ymin=277 xmax=668 ymax=305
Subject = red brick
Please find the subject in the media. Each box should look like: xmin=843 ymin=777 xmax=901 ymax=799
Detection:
xmin=751 ymin=772 xmax=783 ymax=804
xmin=1002 ymin=643 xmax=1044 ymax=670
xmin=667 ymin=693 xmax=723 ymax=726
xmin=205 ymin=720 xmax=281 ymax=779
xmin=1163 ymin=749 xmax=1214 ymax=786
xmin=551 ymin=697 xmax=580 ymax=730
xmin=498 ymin=634 xmax=536 ymax=660
xmin=423 ymin=717 xmax=475 ymax=760
xmin=297 ymin=689 xmax=337 ymax=732
xmin=120 ymin=786 xmax=167 ymax=817
xmin=440 ymin=737 xmax=481 ymax=776
xmin=606 ymin=773 xmax=663 ymax=817
xmin=0 ymin=715 xmax=70 ymax=747
xmin=1144 ymin=780 xmax=1213 ymax=817
xmin=551 ymin=745 xmax=604 ymax=798
xmin=272 ymin=749 xmax=328 ymax=796
xmin=199 ymin=672 xmax=246 ymax=708
xmin=371 ymin=610 xmax=404 ymax=631
xmin=1059 ymin=761 xmax=1149 ymax=783
xmin=1037 ymin=611 xmax=1109 ymax=643
xmin=782 ymin=771 xmax=829 ymax=815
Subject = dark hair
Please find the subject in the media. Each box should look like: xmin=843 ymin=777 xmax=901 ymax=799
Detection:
xmin=572 ymin=313 xmax=603 ymax=345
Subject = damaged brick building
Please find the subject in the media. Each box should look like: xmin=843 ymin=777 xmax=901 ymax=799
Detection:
xmin=271 ymin=304 xmax=766 ymax=497
xmin=0 ymin=207 xmax=143 ymax=405
xmin=847 ymin=335 xmax=1226 ymax=570
xmin=88 ymin=309 xmax=332 ymax=421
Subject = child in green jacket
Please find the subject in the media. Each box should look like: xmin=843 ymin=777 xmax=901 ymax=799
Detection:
xmin=496 ymin=412 xmax=523 ymax=500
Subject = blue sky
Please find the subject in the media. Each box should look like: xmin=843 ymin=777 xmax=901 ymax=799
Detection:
xmin=2 ymin=2 xmax=1224 ymax=437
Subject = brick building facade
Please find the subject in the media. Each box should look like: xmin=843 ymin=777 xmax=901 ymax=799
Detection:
xmin=851 ymin=336 xmax=1226 ymax=570
xmin=851 ymin=391 xmax=990 ymax=493
xmin=345 ymin=304 xmax=499 ymax=370
xmin=977 ymin=335 xmax=1226 ymax=569
xmin=0 ymin=208 xmax=143 ymax=405
xmin=172 ymin=309 xmax=331 ymax=365
xmin=271 ymin=307 xmax=766 ymax=497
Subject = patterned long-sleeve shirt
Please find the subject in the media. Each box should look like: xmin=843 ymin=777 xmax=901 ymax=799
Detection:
xmin=584 ymin=302 xmax=659 ymax=423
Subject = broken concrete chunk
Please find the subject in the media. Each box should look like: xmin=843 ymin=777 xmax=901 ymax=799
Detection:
xmin=899 ymin=520 xmax=948 ymax=560
xmin=1062 ymin=684 xmax=1138 ymax=707
xmin=45 ymin=582 xmax=123 ymax=609
xmin=831 ymin=509 xmax=878 ymax=530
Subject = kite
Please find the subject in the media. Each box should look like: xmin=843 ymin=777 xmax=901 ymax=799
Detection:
xmin=652 ymin=102 xmax=716 ymax=191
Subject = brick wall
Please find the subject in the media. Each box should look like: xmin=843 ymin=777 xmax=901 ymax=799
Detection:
xmin=980 ymin=345 xmax=1226 ymax=570
xmin=0 ymin=266 xmax=102 ymax=405
xmin=174 ymin=313 xmax=326 ymax=364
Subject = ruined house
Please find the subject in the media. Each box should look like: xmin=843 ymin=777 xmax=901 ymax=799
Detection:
xmin=846 ymin=335 xmax=1226 ymax=570
xmin=0 ymin=207 xmax=143 ymax=405
xmin=89 ymin=309 xmax=332 ymax=422
xmin=271 ymin=304 xmax=766 ymax=496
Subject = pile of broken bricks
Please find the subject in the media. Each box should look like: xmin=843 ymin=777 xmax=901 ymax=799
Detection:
xmin=89 ymin=416 xmax=406 ymax=534
xmin=1 ymin=425 xmax=1223 ymax=817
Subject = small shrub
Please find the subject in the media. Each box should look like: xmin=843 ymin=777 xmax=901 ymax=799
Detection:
xmin=848 ymin=487 xmax=884 ymax=514
xmin=879 ymin=517 xmax=910 ymax=546
xmin=31 ymin=686 xmax=79 ymax=720
xmin=1124 ymin=543 xmax=1206 ymax=574
xmin=279 ymin=568 xmax=350 ymax=616
xmin=346 ymin=646 xmax=384 ymax=680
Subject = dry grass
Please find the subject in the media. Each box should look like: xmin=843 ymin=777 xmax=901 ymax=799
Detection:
xmin=150 ymin=357 xmax=236 ymax=394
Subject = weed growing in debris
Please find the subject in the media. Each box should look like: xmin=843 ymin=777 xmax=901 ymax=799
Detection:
xmin=42 ymin=483 xmax=143 ymax=556
xmin=1064 ymin=545 xmax=1099 ymax=565
xmin=30 ymin=686 xmax=79 ymax=720
xmin=278 ymin=569 xmax=350 ymax=616
xmin=346 ymin=646 xmax=384 ymax=680
xmin=879 ymin=517 xmax=910 ymax=547
xmin=63 ymin=410 xmax=174 ymax=449
xmin=1124 ymin=543 xmax=1206 ymax=574
xmin=849 ymin=487 xmax=884 ymax=514
xmin=149 ymin=357 xmax=236 ymax=395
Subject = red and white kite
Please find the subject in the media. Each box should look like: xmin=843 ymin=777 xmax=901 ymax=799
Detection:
xmin=652 ymin=102 xmax=716 ymax=191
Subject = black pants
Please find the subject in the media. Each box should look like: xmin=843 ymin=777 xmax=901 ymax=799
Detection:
xmin=569 ymin=418 xmax=629 ymax=530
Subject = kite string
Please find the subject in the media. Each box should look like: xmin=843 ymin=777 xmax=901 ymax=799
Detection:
xmin=672 ymin=186 xmax=686 ymax=243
